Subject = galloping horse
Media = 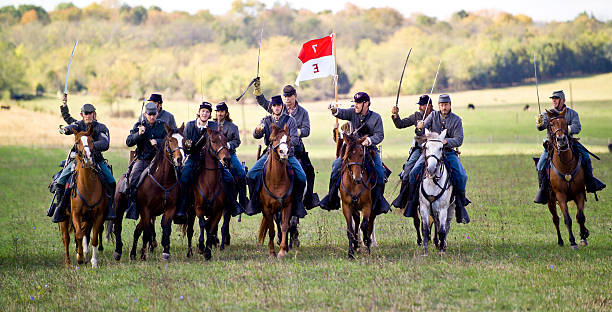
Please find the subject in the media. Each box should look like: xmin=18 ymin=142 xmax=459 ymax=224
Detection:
xmin=258 ymin=124 xmax=294 ymax=258
xmin=60 ymin=125 xmax=109 ymax=267
xmin=338 ymin=133 xmax=377 ymax=259
xmin=185 ymin=127 xmax=232 ymax=260
xmin=124 ymin=124 xmax=184 ymax=261
xmin=419 ymin=129 xmax=454 ymax=255
xmin=545 ymin=108 xmax=588 ymax=248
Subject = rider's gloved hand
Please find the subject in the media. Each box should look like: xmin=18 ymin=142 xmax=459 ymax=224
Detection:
xmin=253 ymin=77 xmax=262 ymax=96
xmin=536 ymin=113 xmax=544 ymax=127
xmin=61 ymin=93 xmax=67 ymax=107
xmin=328 ymin=103 xmax=338 ymax=114
xmin=391 ymin=106 xmax=399 ymax=117
xmin=361 ymin=137 xmax=371 ymax=146
xmin=255 ymin=122 xmax=265 ymax=133
xmin=58 ymin=125 xmax=66 ymax=135
xmin=184 ymin=139 xmax=192 ymax=151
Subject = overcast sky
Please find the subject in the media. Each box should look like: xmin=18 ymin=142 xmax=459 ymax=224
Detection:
xmin=2 ymin=0 xmax=611 ymax=22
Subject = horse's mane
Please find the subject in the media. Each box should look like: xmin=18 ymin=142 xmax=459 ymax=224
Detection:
xmin=425 ymin=130 xmax=440 ymax=141
xmin=152 ymin=128 xmax=182 ymax=170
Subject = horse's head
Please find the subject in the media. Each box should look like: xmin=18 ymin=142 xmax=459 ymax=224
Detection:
xmin=206 ymin=126 xmax=231 ymax=168
xmin=270 ymin=124 xmax=290 ymax=162
xmin=164 ymin=123 xmax=185 ymax=167
xmin=423 ymin=129 xmax=447 ymax=178
xmin=73 ymin=125 xmax=95 ymax=167
xmin=342 ymin=132 xmax=367 ymax=184
xmin=547 ymin=108 xmax=570 ymax=151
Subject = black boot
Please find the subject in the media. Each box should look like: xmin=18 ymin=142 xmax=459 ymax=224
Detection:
xmin=125 ymin=187 xmax=139 ymax=220
xmin=52 ymin=187 xmax=70 ymax=223
xmin=48 ymin=186 xmax=65 ymax=217
xmin=533 ymin=169 xmax=549 ymax=204
xmin=105 ymin=182 xmax=116 ymax=220
xmin=173 ymin=186 xmax=188 ymax=224
xmin=584 ymin=166 xmax=606 ymax=193
xmin=229 ymin=182 xmax=243 ymax=217
xmin=371 ymin=183 xmax=391 ymax=215
xmin=238 ymin=177 xmax=249 ymax=210
xmin=244 ymin=177 xmax=261 ymax=216
xmin=319 ymin=176 xmax=341 ymax=211
xmin=455 ymin=191 xmax=470 ymax=224
xmin=293 ymin=179 xmax=307 ymax=218
xmin=392 ymin=180 xmax=410 ymax=209
xmin=403 ymin=182 xmax=419 ymax=218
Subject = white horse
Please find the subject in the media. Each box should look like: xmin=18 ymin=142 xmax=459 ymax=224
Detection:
xmin=419 ymin=129 xmax=455 ymax=255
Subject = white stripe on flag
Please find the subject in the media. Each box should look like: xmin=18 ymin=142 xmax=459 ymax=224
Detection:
xmin=295 ymin=55 xmax=335 ymax=86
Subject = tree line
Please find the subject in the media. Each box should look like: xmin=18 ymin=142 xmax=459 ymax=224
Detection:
xmin=1 ymin=1 xmax=611 ymax=103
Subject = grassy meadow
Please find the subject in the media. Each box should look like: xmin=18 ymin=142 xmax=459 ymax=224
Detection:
xmin=0 ymin=73 xmax=611 ymax=311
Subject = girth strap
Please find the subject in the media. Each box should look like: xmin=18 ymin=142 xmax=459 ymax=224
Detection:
xmin=147 ymin=171 xmax=178 ymax=207
xmin=550 ymin=152 xmax=582 ymax=189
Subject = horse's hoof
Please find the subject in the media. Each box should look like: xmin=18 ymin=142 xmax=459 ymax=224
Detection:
xmin=438 ymin=250 xmax=446 ymax=256
xmin=277 ymin=250 xmax=287 ymax=259
xmin=162 ymin=253 xmax=170 ymax=261
xmin=220 ymin=244 xmax=225 ymax=251
xmin=417 ymin=239 xmax=422 ymax=246
xmin=130 ymin=253 xmax=136 ymax=261
xmin=558 ymin=240 xmax=564 ymax=247
xmin=140 ymin=253 xmax=146 ymax=261
xmin=348 ymin=252 xmax=355 ymax=260
xmin=198 ymin=248 xmax=205 ymax=255
xmin=113 ymin=251 xmax=121 ymax=261
xmin=268 ymin=252 xmax=277 ymax=259
xmin=580 ymin=239 xmax=588 ymax=246
xmin=570 ymin=245 xmax=579 ymax=250
xmin=204 ymin=249 xmax=212 ymax=261
xmin=186 ymin=249 xmax=193 ymax=258
xmin=91 ymin=260 xmax=98 ymax=268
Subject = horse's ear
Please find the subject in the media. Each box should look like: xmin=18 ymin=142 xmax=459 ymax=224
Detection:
xmin=439 ymin=129 xmax=447 ymax=140
xmin=206 ymin=127 xmax=213 ymax=135
xmin=546 ymin=109 xmax=554 ymax=118
xmin=271 ymin=124 xmax=280 ymax=135
xmin=424 ymin=128 xmax=431 ymax=137
xmin=559 ymin=107 xmax=567 ymax=117
xmin=283 ymin=123 xmax=289 ymax=134
xmin=164 ymin=123 xmax=171 ymax=134
xmin=218 ymin=124 xmax=223 ymax=133
xmin=86 ymin=124 xmax=93 ymax=136
xmin=179 ymin=122 xmax=185 ymax=133
xmin=358 ymin=136 xmax=367 ymax=145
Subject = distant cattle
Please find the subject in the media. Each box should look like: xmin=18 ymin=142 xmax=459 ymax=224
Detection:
xmin=1 ymin=106 xmax=10 ymax=110
xmin=608 ymin=143 xmax=612 ymax=153
xmin=467 ymin=104 xmax=475 ymax=110
xmin=523 ymin=104 xmax=530 ymax=111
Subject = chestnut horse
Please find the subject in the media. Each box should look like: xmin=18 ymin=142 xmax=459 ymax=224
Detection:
xmin=339 ymin=133 xmax=378 ymax=258
xmin=546 ymin=108 xmax=588 ymax=248
xmin=60 ymin=125 xmax=108 ymax=267
xmin=127 ymin=124 xmax=185 ymax=260
xmin=258 ymin=124 xmax=294 ymax=258
xmin=185 ymin=127 xmax=232 ymax=260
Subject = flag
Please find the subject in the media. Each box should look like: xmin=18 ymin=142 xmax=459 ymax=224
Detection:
xmin=295 ymin=34 xmax=335 ymax=86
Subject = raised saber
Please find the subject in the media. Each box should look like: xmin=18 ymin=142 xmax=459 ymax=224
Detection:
xmin=420 ymin=59 xmax=442 ymax=121
xmin=236 ymin=24 xmax=264 ymax=102
xmin=533 ymin=52 xmax=541 ymax=114
xmin=395 ymin=48 xmax=412 ymax=107
xmin=64 ymin=40 xmax=79 ymax=95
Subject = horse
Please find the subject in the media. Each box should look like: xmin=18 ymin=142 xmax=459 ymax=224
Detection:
xmin=545 ymin=108 xmax=588 ymax=248
xmin=185 ymin=126 xmax=232 ymax=260
xmin=419 ymin=129 xmax=454 ymax=256
xmin=338 ymin=132 xmax=377 ymax=259
xmin=257 ymin=124 xmax=294 ymax=258
xmin=124 ymin=124 xmax=184 ymax=261
xmin=59 ymin=125 xmax=109 ymax=267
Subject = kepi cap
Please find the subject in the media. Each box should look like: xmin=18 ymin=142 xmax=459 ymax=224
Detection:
xmin=282 ymin=85 xmax=297 ymax=97
xmin=352 ymin=92 xmax=370 ymax=103
xmin=199 ymin=101 xmax=213 ymax=112
xmin=438 ymin=94 xmax=451 ymax=103
xmin=417 ymin=94 xmax=432 ymax=106
xmin=148 ymin=93 xmax=162 ymax=103
xmin=270 ymin=95 xmax=283 ymax=106
xmin=550 ymin=90 xmax=565 ymax=100
xmin=215 ymin=102 xmax=228 ymax=111
xmin=81 ymin=103 xmax=96 ymax=113
xmin=145 ymin=102 xmax=158 ymax=114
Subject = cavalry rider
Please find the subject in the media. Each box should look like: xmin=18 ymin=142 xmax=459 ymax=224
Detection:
xmin=253 ymin=78 xmax=318 ymax=209
xmin=534 ymin=90 xmax=606 ymax=203
xmin=49 ymin=95 xmax=116 ymax=223
xmin=244 ymin=95 xmax=308 ymax=218
xmin=405 ymin=94 xmax=470 ymax=224
xmin=320 ymin=92 xmax=391 ymax=215
xmin=177 ymin=102 xmax=240 ymax=223
xmin=391 ymin=94 xmax=430 ymax=211
xmin=138 ymin=93 xmax=177 ymax=129
xmin=125 ymin=102 xmax=168 ymax=220
xmin=213 ymin=101 xmax=248 ymax=210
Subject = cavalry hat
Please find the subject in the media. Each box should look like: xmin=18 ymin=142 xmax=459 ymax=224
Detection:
xmin=145 ymin=102 xmax=158 ymax=114
xmin=80 ymin=103 xmax=96 ymax=113
xmin=270 ymin=95 xmax=283 ymax=106
xmin=550 ymin=90 xmax=565 ymax=99
xmin=417 ymin=94 xmax=432 ymax=106
xmin=215 ymin=102 xmax=228 ymax=111
xmin=438 ymin=94 xmax=451 ymax=103
xmin=352 ymin=91 xmax=370 ymax=103
xmin=199 ymin=101 xmax=213 ymax=112
xmin=148 ymin=93 xmax=162 ymax=103
xmin=282 ymin=85 xmax=297 ymax=97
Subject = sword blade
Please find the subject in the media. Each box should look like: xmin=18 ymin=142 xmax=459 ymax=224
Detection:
xmin=64 ymin=40 xmax=79 ymax=94
xmin=429 ymin=59 xmax=442 ymax=95
xmin=533 ymin=52 xmax=541 ymax=114
xmin=257 ymin=24 xmax=264 ymax=77
xmin=395 ymin=47 xmax=412 ymax=107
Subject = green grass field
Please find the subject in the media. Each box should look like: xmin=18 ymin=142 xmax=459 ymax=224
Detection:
xmin=0 ymin=146 xmax=610 ymax=311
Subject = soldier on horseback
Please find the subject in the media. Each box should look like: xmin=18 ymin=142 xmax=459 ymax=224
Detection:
xmin=253 ymin=78 xmax=318 ymax=209
xmin=244 ymin=95 xmax=308 ymax=219
xmin=125 ymin=102 xmax=169 ymax=220
xmin=391 ymin=94 xmax=431 ymax=210
xmin=320 ymin=92 xmax=391 ymax=215
xmin=405 ymin=94 xmax=470 ymax=224
xmin=137 ymin=93 xmax=177 ymax=129
xmin=48 ymin=96 xmax=116 ymax=223
xmin=177 ymin=102 xmax=240 ymax=223
xmin=534 ymin=90 xmax=605 ymax=203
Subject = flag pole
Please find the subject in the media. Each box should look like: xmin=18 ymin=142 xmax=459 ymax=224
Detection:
xmin=333 ymin=32 xmax=338 ymax=128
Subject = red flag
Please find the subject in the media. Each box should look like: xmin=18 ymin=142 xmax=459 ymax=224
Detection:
xmin=295 ymin=34 xmax=335 ymax=86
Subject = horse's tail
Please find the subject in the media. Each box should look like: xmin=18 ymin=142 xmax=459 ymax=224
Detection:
xmin=258 ymin=216 xmax=270 ymax=245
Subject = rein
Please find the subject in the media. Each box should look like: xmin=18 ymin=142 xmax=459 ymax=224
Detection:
xmin=420 ymin=141 xmax=451 ymax=204
xmin=340 ymin=144 xmax=372 ymax=204
xmin=73 ymin=147 xmax=105 ymax=212
xmin=147 ymin=136 xmax=181 ymax=207
xmin=195 ymin=133 xmax=227 ymax=207
xmin=261 ymin=139 xmax=293 ymax=206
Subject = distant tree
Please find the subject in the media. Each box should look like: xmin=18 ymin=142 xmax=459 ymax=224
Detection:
xmin=55 ymin=2 xmax=76 ymax=10
xmin=17 ymin=5 xmax=50 ymax=24
xmin=19 ymin=9 xmax=38 ymax=24
xmin=416 ymin=14 xmax=436 ymax=26
xmin=149 ymin=6 xmax=162 ymax=12
xmin=0 ymin=5 xmax=20 ymax=24
xmin=452 ymin=10 xmax=469 ymax=20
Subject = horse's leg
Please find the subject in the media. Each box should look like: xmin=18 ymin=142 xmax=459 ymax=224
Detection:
xmin=277 ymin=205 xmax=291 ymax=258
xmin=420 ymin=202 xmax=430 ymax=256
xmin=72 ymin=210 xmax=85 ymax=264
xmin=413 ymin=213 xmax=422 ymax=246
xmin=90 ymin=209 xmax=105 ymax=268
xmin=149 ymin=216 xmax=157 ymax=252
xmin=220 ymin=209 xmax=231 ymax=250
xmin=342 ymin=201 xmax=356 ymax=259
xmin=97 ymin=228 xmax=103 ymax=254
xmin=370 ymin=220 xmax=377 ymax=247
xmin=198 ymin=216 xmax=206 ymax=254
xmin=140 ymin=217 xmax=151 ymax=260
xmin=160 ymin=213 xmax=172 ymax=261
xmin=557 ymin=194 xmax=577 ymax=248
xmin=289 ymin=216 xmax=299 ymax=250
xmin=352 ymin=212 xmax=361 ymax=251
xmin=365 ymin=213 xmax=376 ymax=254
xmin=204 ymin=210 xmax=224 ymax=261
xmin=83 ymin=227 xmax=90 ymax=259
xmin=186 ymin=212 xmax=195 ymax=258
xmin=360 ymin=207 xmax=372 ymax=254
xmin=274 ymin=211 xmax=282 ymax=245
xmin=61 ymin=220 xmax=71 ymax=266
xmin=113 ymin=195 xmax=126 ymax=261
xmin=266 ymin=211 xmax=277 ymax=258
xmin=575 ymin=194 xmax=589 ymax=246
xmin=547 ymin=199 xmax=563 ymax=246
xmin=130 ymin=221 xmax=143 ymax=260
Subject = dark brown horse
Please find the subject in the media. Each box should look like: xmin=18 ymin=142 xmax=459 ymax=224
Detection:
xmin=338 ymin=133 xmax=377 ymax=259
xmin=185 ymin=127 xmax=232 ymax=260
xmin=546 ymin=108 xmax=588 ymax=248
xmin=60 ymin=125 xmax=108 ymax=267
xmin=258 ymin=124 xmax=294 ymax=258
xmin=124 ymin=124 xmax=185 ymax=260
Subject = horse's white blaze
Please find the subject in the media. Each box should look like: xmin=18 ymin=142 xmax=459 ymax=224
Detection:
xmin=172 ymin=133 xmax=185 ymax=160
xmin=81 ymin=136 xmax=92 ymax=160
xmin=278 ymin=134 xmax=289 ymax=157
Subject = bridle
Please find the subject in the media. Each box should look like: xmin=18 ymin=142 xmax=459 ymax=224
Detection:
xmin=75 ymin=135 xmax=95 ymax=169
xmin=340 ymin=142 xmax=371 ymax=204
xmin=344 ymin=144 xmax=366 ymax=184
xmin=423 ymin=140 xmax=445 ymax=180
xmin=262 ymin=131 xmax=293 ymax=206
xmin=420 ymin=139 xmax=451 ymax=204
xmin=547 ymin=116 xmax=582 ymax=188
xmin=201 ymin=132 xmax=228 ymax=170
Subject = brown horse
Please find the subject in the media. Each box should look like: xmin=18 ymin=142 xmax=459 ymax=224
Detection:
xmin=185 ymin=127 xmax=232 ymax=260
xmin=545 ymin=108 xmax=589 ymax=248
xmin=60 ymin=125 xmax=108 ymax=267
xmin=338 ymin=132 xmax=377 ymax=259
xmin=127 ymin=124 xmax=185 ymax=260
xmin=258 ymin=124 xmax=294 ymax=258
